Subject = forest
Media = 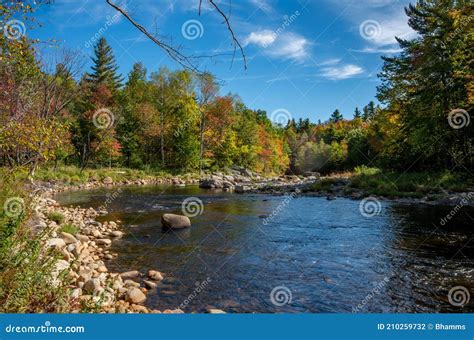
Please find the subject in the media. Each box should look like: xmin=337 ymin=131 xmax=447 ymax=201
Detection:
xmin=1 ymin=1 xmax=471 ymax=180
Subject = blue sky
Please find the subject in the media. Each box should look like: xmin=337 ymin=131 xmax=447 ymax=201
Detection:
xmin=33 ymin=0 xmax=416 ymax=122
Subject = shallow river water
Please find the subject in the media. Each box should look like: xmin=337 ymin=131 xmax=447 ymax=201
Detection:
xmin=55 ymin=185 xmax=474 ymax=313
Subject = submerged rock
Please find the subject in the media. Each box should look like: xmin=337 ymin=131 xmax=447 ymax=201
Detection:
xmin=161 ymin=214 xmax=191 ymax=229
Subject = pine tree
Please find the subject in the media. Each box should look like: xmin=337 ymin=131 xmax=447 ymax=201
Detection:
xmin=362 ymin=101 xmax=375 ymax=121
xmin=87 ymin=38 xmax=123 ymax=91
xmin=329 ymin=109 xmax=343 ymax=123
xmin=354 ymin=107 xmax=362 ymax=119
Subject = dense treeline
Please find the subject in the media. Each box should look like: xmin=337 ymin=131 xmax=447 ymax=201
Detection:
xmin=0 ymin=0 xmax=472 ymax=179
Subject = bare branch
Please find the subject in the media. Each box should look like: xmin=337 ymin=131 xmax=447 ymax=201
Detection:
xmin=105 ymin=0 xmax=247 ymax=72
xmin=207 ymin=0 xmax=247 ymax=69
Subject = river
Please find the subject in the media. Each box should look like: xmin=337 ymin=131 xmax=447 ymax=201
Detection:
xmin=55 ymin=185 xmax=474 ymax=313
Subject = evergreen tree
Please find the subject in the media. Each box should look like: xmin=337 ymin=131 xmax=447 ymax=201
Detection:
xmin=354 ymin=107 xmax=362 ymax=119
xmin=329 ymin=109 xmax=343 ymax=123
xmin=87 ymin=38 xmax=123 ymax=91
xmin=362 ymin=101 xmax=375 ymax=121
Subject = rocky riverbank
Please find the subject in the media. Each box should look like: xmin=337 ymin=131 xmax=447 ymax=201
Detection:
xmin=32 ymin=195 xmax=185 ymax=314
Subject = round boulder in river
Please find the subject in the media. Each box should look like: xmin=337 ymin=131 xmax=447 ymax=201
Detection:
xmin=161 ymin=213 xmax=191 ymax=229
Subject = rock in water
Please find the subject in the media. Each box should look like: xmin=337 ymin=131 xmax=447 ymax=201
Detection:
xmin=161 ymin=214 xmax=191 ymax=229
xmin=147 ymin=270 xmax=164 ymax=281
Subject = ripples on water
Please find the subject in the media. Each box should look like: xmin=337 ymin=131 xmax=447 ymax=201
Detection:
xmin=55 ymin=185 xmax=474 ymax=313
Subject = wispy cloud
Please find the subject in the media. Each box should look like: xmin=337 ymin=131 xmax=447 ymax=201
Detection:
xmin=317 ymin=58 xmax=341 ymax=66
xmin=366 ymin=14 xmax=417 ymax=46
xmin=321 ymin=64 xmax=364 ymax=80
xmin=248 ymin=0 xmax=274 ymax=14
xmin=245 ymin=30 xmax=310 ymax=61
xmin=354 ymin=46 xmax=403 ymax=54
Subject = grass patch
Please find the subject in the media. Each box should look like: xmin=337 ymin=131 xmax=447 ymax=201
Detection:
xmin=59 ymin=223 xmax=79 ymax=235
xmin=349 ymin=169 xmax=473 ymax=198
xmin=47 ymin=211 xmax=65 ymax=225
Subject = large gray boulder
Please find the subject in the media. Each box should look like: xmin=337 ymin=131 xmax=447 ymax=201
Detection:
xmin=199 ymin=177 xmax=223 ymax=189
xmin=161 ymin=214 xmax=191 ymax=229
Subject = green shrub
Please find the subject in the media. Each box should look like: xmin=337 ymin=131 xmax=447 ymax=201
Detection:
xmin=60 ymin=223 xmax=79 ymax=235
xmin=47 ymin=212 xmax=65 ymax=224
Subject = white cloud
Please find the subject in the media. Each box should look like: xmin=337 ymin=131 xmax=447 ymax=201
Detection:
xmin=245 ymin=30 xmax=310 ymax=61
xmin=266 ymin=33 xmax=309 ymax=61
xmin=321 ymin=64 xmax=364 ymax=80
xmin=245 ymin=30 xmax=277 ymax=47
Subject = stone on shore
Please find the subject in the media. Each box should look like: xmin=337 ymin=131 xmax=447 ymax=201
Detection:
xmin=60 ymin=232 xmax=78 ymax=245
xmin=126 ymin=287 xmax=146 ymax=304
xmin=208 ymin=308 xmax=226 ymax=314
xmin=120 ymin=270 xmax=140 ymax=279
xmin=103 ymin=176 xmax=113 ymax=185
xmin=46 ymin=238 xmax=66 ymax=249
xmin=109 ymin=230 xmax=123 ymax=238
xmin=76 ymin=234 xmax=89 ymax=242
xmin=96 ymin=238 xmax=112 ymax=246
xmin=199 ymin=177 xmax=222 ymax=189
xmin=83 ymin=278 xmax=101 ymax=294
xmin=161 ymin=214 xmax=191 ymax=229
xmin=235 ymin=185 xmax=250 ymax=193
